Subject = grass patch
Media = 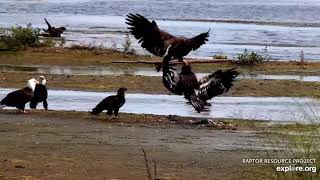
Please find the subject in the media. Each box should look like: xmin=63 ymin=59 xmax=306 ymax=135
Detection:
xmin=0 ymin=24 xmax=65 ymax=50
xmin=235 ymin=47 xmax=271 ymax=65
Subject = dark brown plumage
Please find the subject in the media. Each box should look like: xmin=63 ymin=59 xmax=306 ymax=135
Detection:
xmin=30 ymin=76 xmax=48 ymax=110
xmin=163 ymin=62 xmax=239 ymax=112
xmin=43 ymin=18 xmax=66 ymax=37
xmin=0 ymin=79 xmax=38 ymax=113
xmin=91 ymin=88 xmax=127 ymax=118
xmin=125 ymin=13 xmax=209 ymax=70
xmin=30 ymin=84 xmax=48 ymax=110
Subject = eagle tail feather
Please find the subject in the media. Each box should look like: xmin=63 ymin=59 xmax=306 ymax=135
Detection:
xmin=90 ymin=107 xmax=103 ymax=115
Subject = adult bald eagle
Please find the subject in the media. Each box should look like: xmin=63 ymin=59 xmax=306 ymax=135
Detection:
xmin=43 ymin=18 xmax=66 ymax=37
xmin=162 ymin=62 xmax=239 ymax=112
xmin=30 ymin=76 xmax=48 ymax=110
xmin=0 ymin=78 xmax=39 ymax=113
xmin=91 ymin=88 xmax=127 ymax=118
xmin=125 ymin=13 xmax=209 ymax=70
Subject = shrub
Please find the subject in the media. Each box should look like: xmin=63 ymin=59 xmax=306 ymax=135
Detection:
xmin=235 ymin=47 xmax=271 ymax=65
xmin=0 ymin=23 xmax=41 ymax=49
xmin=122 ymin=34 xmax=136 ymax=54
xmin=213 ymin=54 xmax=228 ymax=59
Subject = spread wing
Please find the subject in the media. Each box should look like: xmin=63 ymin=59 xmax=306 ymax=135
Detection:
xmin=186 ymin=30 xmax=210 ymax=51
xmin=44 ymin=18 xmax=52 ymax=29
xmin=162 ymin=62 xmax=204 ymax=112
xmin=126 ymin=13 xmax=174 ymax=56
xmin=195 ymin=68 xmax=239 ymax=102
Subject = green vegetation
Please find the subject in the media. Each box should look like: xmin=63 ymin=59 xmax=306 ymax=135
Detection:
xmin=122 ymin=34 xmax=136 ymax=54
xmin=0 ymin=23 xmax=41 ymax=49
xmin=213 ymin=53 xmax=228 ymax=59
xmin=0 ymin=24 xmax=65 ymax=50
xmin=263 ymin=114 xmax=320 ymax=180
xmin=236 ymin=47 xmax=271 ymax=65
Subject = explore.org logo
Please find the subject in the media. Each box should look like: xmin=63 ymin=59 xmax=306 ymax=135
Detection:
xmin=242 ymin=158 xmax=317 ymax=173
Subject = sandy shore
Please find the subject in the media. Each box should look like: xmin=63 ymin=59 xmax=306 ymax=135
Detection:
xmin=0 ymin=110 xmax=288 ymax=179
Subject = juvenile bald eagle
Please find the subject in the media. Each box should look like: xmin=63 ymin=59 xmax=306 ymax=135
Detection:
xmin=91 ymin=88 xmax=127 ymax=118
xmin=163 ymin=62 xmax=239 ymax=112
xmin=0 ymin=78 xmax=39 ymax=113
xmin=30 ymin=76 xmax=48 ymax=110
xmin=43 ymin=18 xmax=66 ymax=37
xmin=125 ymin=13 xmax=209 ymax=71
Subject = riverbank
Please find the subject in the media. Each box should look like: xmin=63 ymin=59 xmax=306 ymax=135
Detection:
xmin=1 ymin=47 xmax=320 ymax=75
xmin=1 ymin=71 xmax=320 ymax=97
xmin=0 ymin=110 xmax=318 ymax=179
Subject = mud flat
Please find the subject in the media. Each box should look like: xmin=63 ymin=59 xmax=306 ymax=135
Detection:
xmin=1 ymin=71 xmax=320 ymax=97
xmin=1 ymin=48 xmax=320 ymax=75
xmin=1 ymin=110 xmax=318 ymax=179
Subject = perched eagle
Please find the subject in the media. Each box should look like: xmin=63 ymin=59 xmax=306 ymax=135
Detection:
xmin=91 ymin=87 xmax=127 ymax=118
xmin=0 ymin=78 xmax=39 ymax=113
xmin=30 ymin=76 xmax=48 ymax=110
xmin=162 ymin=61 xmax=239 ymax=112
xmin=125 ymin=13 xmax=209 ymax=70
xmin=42 ymin=18 xmax=66 ymax=37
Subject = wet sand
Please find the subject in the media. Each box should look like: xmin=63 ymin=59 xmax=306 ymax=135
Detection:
xmin=1 ymin=71 xmax=320 ymax=97
xmin=0 ymin=111 xmax=278 ymax=179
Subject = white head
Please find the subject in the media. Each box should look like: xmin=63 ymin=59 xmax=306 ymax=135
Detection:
xmin=39 ymin=76 xmax=46 ymax=85
xmin=27 ymin=78 xmax=39 ymax=91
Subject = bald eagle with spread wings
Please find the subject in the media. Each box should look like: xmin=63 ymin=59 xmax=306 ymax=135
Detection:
xmin=162 ymin=61 xmax=239 ymax=112
xmin=125 ymin=13 xmax=209 ymax=71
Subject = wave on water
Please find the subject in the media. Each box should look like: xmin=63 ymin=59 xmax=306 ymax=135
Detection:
xmin=160 ymin=18 xmax=320 ymax=28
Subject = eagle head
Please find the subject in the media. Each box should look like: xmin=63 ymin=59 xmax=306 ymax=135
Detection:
xmin=39 ymin=75 xmax=47 ymax=85
xmin=181 ymin=62 xmax=192 ymax=74
xmin=27 ymin=78 xmax=39 ymax=91
xmin=117 ymin=87 xmax=128 ymax=95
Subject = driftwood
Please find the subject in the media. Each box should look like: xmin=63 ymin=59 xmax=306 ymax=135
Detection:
xmin=112 ymin=59 xmax=233 ymax=65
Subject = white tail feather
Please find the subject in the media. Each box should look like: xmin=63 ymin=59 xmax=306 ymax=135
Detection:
xmin=0 ymin=105 xmax=6 ymax=109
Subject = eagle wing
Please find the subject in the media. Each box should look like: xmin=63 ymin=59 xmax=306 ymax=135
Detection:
xmin=1 ymin=87 xmax=33 ymax=106
xmin=91 ymin=95 xmax=115 ymax=115
xmin=126 ymin=13 xmax=174 ymax=56
xmin=162 ymin=62 xmax=204 ymax=112
xmin=195 ymin=68 xmax=239 ymax=102
xmin=186 ymin=30 xmax=210 ymax=51
xmin=44 ymin=18 xmax=52 ymax=29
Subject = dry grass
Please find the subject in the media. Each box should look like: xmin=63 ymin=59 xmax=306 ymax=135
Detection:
xmin=1 ymin=47 xmax=320 ymax=75
xmin=1 ymin=71 xmax=320 ymax=97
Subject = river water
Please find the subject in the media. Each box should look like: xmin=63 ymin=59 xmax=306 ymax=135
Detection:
xmin=2 ymin=64 xmax=320 ymax=82
xmin=0 ymin=0 xmax=319 ymax=60
xmin=1 ymin=88 xmax=319 ymax=122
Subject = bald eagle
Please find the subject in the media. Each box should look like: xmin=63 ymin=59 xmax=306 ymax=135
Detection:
xmin=91 ymin=88 xmax=127 ymax=118
xmin=0 ymin=78 xmax=39 ymax=113
xmin=125 ymin=13 xmax=209 ymax=71
xmin=162 ymin=62 xmax=239 ymax=112
xmin=43 ymin=18 xmax=66 ymax=37
xmin=30 ymin=76 xmax=48 ymax=110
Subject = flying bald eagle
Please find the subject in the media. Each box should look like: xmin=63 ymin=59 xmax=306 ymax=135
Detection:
xmin=0 ymin=78 xmax=39 ymax=113
xmin=30 ymin=76 xmax=48 ymax=110
xmin=125 ymin=13 xmax=209 ymax=71
xmin=162 ymin=61 xmax=239 ymax=112
xmin=91 ymin=87 xmax=127 ymax=118
xmin=42 ymin=18 xmax=66 ymax=37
